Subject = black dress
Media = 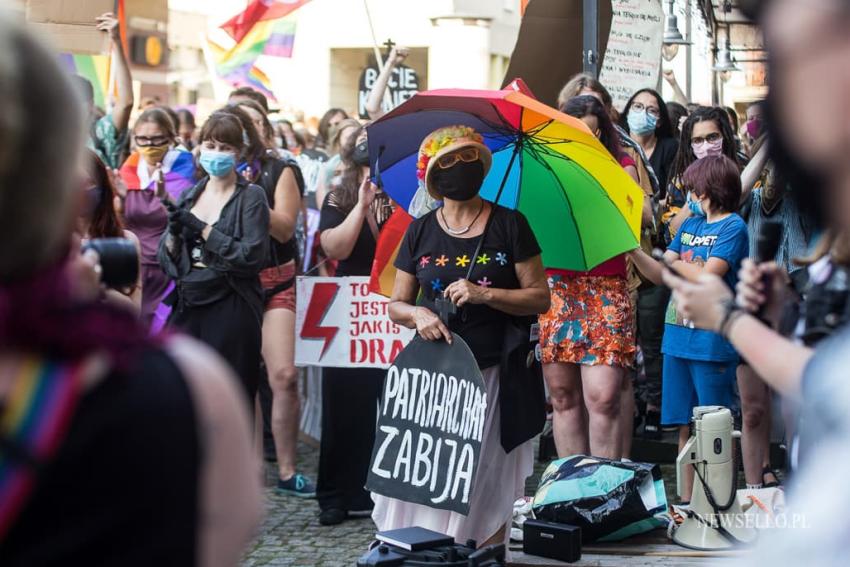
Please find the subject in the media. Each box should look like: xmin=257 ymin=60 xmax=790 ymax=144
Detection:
xmin=316 ymin=194 xmax=388 ymax=513
xmin=0 ymin=349 xmax=200 ymax=566
xmin=158 ymin=178 xmax=270 ymax=403
xmin=647 ymin=136 xmax=680 ymax=197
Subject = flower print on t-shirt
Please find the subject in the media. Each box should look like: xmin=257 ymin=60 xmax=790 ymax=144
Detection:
xmin=393 ymin=206 xmax=542 ymax=368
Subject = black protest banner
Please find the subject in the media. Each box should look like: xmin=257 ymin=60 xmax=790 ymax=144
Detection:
xmin=366 ymin=334 xmax=487 ymax=515
xmin=358 ymin=64 xmax=420 ymax=119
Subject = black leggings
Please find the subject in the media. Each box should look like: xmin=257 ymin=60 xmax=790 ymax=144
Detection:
xmin=317 ymin=367 xmax=384 ymax=512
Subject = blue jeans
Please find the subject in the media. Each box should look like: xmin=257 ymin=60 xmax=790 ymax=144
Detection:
xmin=661 ymin=355 xmax=738 ymax=425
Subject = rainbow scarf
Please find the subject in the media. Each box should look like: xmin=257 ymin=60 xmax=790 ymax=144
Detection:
xmin=0 ymin=356 xmax=86 ymax=539
xmin=119 ymin=150 xmax=197 ymax=201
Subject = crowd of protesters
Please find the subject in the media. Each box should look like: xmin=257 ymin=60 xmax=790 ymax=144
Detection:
xmin=2 ymin=0 xmax=850 ymax=563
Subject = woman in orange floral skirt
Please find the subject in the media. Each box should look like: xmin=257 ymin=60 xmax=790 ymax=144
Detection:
xmin=539 ymin=96 xmax=641 ymax=459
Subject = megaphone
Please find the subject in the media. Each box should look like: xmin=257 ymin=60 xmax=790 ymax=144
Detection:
xmin=672 ymin=406 xmax=757 ymax=550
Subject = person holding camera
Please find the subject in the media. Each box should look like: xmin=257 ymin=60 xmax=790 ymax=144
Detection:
xmin=79 ymin=150 xmax=142 ymax=315
xmin=158 ymin=111 xmax=270 ymax=405
xmin=0 ymin=14 xmax=261 ymax=565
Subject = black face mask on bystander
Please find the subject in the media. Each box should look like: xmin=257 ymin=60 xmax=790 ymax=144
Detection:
xmin=431 ymin=161 xmax=485 ymax=201
xmin=352 ymin=140 xmax=370 ymax=167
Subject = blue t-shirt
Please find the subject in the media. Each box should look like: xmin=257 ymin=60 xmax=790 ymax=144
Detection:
xmin=662 ymin=213 xmax=749 ymax=362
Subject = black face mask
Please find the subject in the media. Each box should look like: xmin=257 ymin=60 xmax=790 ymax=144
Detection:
xmin=352 ymin=140 xmax=370 ymax=166
xmin=431 ymin=160 xmax=485 ymax=201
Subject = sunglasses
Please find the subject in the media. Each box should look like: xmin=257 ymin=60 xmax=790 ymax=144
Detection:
xmin=691 ymin=132 xmax=722 ymax=146
xmin=134 ymin=135 xmax=169 ymax=147
xmin=435 ymin=147 xmax=480 ymax=170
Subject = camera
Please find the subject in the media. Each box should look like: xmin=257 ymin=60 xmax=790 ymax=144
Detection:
xmin=81 ymin=238 xmax=139 ymax=289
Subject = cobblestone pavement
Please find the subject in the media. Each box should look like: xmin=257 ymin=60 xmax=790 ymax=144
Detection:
xmin=242 ymin=440 xmax=373 ymax=566
xmin=242 ymin=440 xmax=680 ymax=566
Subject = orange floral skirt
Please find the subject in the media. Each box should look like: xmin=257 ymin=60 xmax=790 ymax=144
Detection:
xmin=538 ymin=275 xmax=636 ymax=367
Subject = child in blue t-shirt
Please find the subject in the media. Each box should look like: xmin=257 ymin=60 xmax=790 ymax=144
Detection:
xmin=629 ymin=155 xmax=749 ymax=502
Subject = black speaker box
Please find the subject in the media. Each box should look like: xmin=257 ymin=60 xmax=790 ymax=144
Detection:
xmin=522 ymin=519 xmax=581 ymax=563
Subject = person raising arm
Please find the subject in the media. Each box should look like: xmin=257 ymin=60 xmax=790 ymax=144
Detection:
xmin=96 ymin=12 xmax=133 ymax=135
xmin=365 ymin=46 xmax=410 ymax=121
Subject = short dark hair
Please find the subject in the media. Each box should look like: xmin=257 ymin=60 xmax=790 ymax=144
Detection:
xmin=228 ymin=86 xmax=269 ymax=113
xmin=199 ymin=111 xmax=246 ymax=152
xmin=215 ymin=104 xmax=267 ymax=163
xmin=682 ymin=154 xmax=742 ymax=214
xmin=561 ymin=95 xmax=624 ymax=160
xmin=621 ymin=88 xmax=675 ymax=140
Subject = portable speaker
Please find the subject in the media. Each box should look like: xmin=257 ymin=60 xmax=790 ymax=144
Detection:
xmin=522 ymin=519 xmax=581 ymax=563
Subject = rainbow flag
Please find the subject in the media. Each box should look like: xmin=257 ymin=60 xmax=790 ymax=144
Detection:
xmin=59 ymin=53 xmax=110 ymax=109
xmin=221 ymin=0 xmax=310 ymax=43
xmin=208 ymin=37 xmax=278 ymax=102
xmin=369 ymin=208 xmax=413 ymax=297
xmin=216 ymin=18 xmax=299 ymax=76
xmin=263 ymin=19 xmax=297 ymax=58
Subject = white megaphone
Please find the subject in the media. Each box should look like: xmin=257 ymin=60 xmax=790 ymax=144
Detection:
xmin=672 ymin=406 xmax=757 ymax=550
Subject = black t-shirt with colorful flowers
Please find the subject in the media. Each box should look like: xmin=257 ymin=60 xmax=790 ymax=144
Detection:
xmin=394 ymin=205 xmax=541 ymax=369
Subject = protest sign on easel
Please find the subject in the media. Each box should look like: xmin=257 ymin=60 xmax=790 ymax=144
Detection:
xmin=366 ymin=335 xmax=487 ymax=515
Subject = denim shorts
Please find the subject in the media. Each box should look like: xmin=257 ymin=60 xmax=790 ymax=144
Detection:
xmin=661 ymin=355 xmax=738 ymax=426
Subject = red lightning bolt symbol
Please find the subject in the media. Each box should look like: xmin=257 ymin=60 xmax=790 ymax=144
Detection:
xmin=300 ymin=282 xmax=341 ymax=359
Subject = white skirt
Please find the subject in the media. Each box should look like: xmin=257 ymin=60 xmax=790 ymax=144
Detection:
xmin=371 ymin=365 xmax=534 ymax=545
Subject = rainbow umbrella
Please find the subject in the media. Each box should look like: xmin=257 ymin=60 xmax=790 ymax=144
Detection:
xmin=366 ymin=83 xmax=644 ymax=271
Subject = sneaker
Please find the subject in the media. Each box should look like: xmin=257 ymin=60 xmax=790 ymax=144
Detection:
xmin=643 ymin=410 xmax=662 ymax=440
xmin=319 ymin=508 xmax=346 ymax=526
xmin=276 ymin=473 xmax=316 ymax=498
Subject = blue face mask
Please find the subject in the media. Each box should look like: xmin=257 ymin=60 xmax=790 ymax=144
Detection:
xmin=687 ymin=192 xmax=706 ymax=217
xmin=199 ymin=150 xmax=236 ymax=177
xmin=627 ymin=109 xmax=658 ymax=136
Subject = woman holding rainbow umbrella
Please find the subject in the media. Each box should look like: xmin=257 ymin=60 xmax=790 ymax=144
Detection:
xmin=366 ymin=83 xmax=645 ymax=544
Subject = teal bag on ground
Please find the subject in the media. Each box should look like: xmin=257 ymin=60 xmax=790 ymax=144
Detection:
xmin=532 ymin=455 xmax=668 ymax=542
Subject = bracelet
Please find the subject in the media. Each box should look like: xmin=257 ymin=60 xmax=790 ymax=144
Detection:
xmin=718 ymin=299 xmax=744 ymax=340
